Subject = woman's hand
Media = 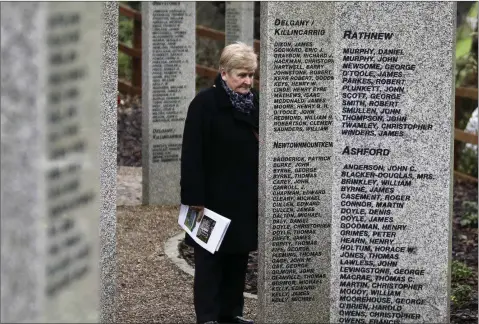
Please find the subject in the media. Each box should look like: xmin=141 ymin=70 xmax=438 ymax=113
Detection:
xmin=190 ymin=205 xmax=205 ymax=222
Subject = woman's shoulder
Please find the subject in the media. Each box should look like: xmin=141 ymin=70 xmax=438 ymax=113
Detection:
xmin=194 ymin=86 xmax=215 ymax=101
xmin=189 ymin=86 xmax=216 ymax=108
xmin=187 ymin=86 xmax=220 ymax=119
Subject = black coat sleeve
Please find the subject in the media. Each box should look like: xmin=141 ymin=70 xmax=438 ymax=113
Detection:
xmin=180 ymin=92 xmax=208 ymax=206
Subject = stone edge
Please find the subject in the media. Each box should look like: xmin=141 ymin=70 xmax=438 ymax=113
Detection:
xmin=163 ymin=232 xmax=258 ymax=300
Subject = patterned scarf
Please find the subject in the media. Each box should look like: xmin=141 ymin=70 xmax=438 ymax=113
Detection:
xmin=220 ymin=78 xmax=255 ymax=115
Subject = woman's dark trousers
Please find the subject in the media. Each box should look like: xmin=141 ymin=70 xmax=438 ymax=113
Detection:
xmin=193 ymin=245 xmax=249 ymax=323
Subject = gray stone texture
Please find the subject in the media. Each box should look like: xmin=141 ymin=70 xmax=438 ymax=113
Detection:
xmin=258 ymin=2 xmax=335 ymax=323
xmin=142 ymin=1 xmax=196 ymax=205
xmin=1 ymin=2 xmax=102 ymax=322
xmin=259 ymin=2 xmax=455 ymax=323
xmin=330 ymin=3 xmax=455 ymax=323
xmin=225 ymin=1 xmax=254 ymax=47
xmin=100 ymin=2 xmax=118 ymax=323
xmin=1 ymin=3 xmax=45 ymax=322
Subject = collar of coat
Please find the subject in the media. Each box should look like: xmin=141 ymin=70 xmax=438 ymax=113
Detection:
xmin=213 ymin=73 xmax=259 ymax=130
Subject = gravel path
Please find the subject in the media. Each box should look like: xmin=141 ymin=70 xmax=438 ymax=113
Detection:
xmin=115 ymin=167 xmax=257 ymax=322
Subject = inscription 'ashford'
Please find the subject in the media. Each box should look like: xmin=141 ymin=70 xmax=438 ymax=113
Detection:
xmin=258 ymin=2 xmax=455 ymax=324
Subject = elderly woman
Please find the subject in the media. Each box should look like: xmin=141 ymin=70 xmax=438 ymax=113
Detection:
xmin=180 ymin=42 xmax=259 ymax=324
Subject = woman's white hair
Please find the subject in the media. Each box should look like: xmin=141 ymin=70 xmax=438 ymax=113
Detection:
xmin=219 ymin=41 xmax=258 ymax=73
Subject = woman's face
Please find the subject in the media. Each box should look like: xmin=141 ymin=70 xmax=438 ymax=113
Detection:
xmin=221 ymin=68 xmax=255 ymax=94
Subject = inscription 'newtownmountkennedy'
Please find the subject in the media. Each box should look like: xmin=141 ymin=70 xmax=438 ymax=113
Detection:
xmin=259 ymin=2 xmax=335 ymax=323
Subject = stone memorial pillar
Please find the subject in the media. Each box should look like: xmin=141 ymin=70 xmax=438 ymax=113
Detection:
xmin=1 ymin=2 xmax=101 ymax=322
xmin=258 ymin=2 xmax=335 ymax=323
xmin=225 ymin=1 xmax=254 ymax=46
xmin=329 ymin=3 xmax=455 ymax=323
xmin=142 ymin=1 xmax=196 ymax=205
xmin=258 ymin=2 xmax=455 ymax=323
xmin=100 ymin=2 xmax=118 ymax=322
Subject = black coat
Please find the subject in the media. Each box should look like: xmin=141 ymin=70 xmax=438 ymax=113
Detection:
xmin=180 ymin=74 xmax=259 ymax=253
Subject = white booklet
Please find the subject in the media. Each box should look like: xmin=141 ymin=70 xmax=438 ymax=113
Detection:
xmin=178 ymin=204 xmax=231 ymax=254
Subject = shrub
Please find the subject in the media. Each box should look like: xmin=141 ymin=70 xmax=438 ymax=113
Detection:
xmin=457 ymin=146 xmax=478 ymax=178
xmin=118 ymin=16 xmax=133 ymax=81
xmin=451 ymin=260 xmax=474 ymax=282
xmin=451 ymin=284 xmax=474 ymax=307
xmin=118 ymin=52 xmax=132 ymax=81
xmin=119 ymin=16 xmax=133 ymax=45
xmin=459 ymin=201 xmax=478 ymax=227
